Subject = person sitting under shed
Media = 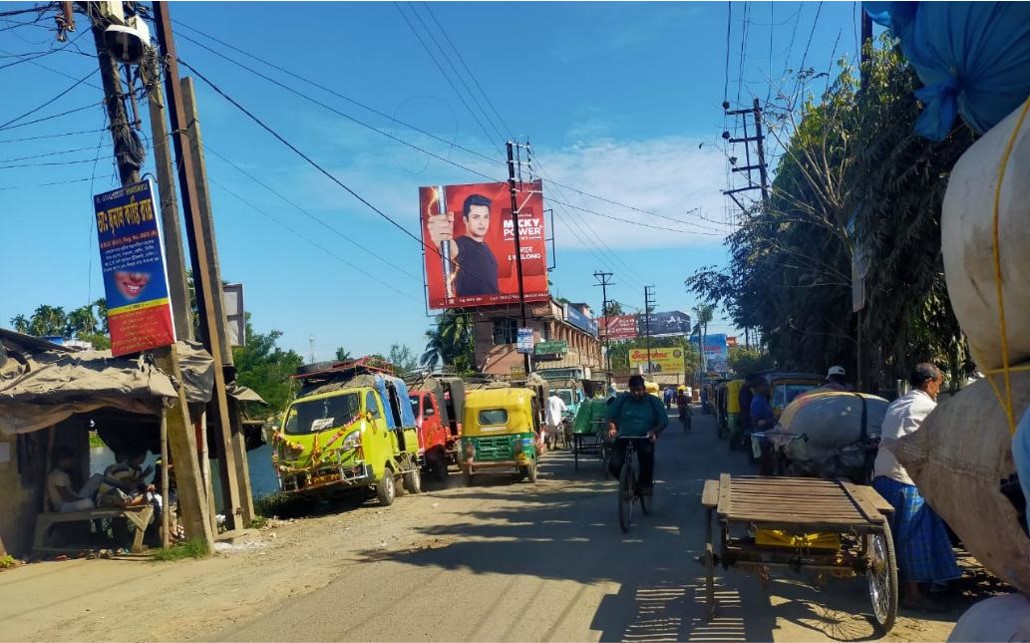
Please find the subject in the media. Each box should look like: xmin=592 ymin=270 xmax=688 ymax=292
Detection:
xmin=47 ymin=447 xmax=111 ymax=513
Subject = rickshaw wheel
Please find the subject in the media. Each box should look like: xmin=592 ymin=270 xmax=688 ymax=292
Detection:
xmin=573 ymin=435 xmax=580 ymax=470
xmin=376 ymin=470 xmax=396 ymax=507
xmin=867 ymin=521 xmax=898 ymax=635
xmin=704 ymin=542 xmax=716 ymax=620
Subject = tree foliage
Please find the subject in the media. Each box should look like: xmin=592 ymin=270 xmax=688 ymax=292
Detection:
xmin=422 ymin=310 xmax=476 ymax=374
xmin=687 ymin=37 xmax=976 ymax=389
xmin=232 ymin=317 xmax=304 ymax=413
xmin=387 ymin=343 xmax=419 ymax=374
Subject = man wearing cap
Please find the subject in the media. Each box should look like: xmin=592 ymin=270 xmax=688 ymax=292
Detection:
xmin=823 ymin=365 xmax=853 ymax=392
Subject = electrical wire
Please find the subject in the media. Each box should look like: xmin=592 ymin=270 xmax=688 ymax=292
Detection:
xmin=549 ymin=199 xmax=726 ymax=236
xmin=393 ymin=1 xmax=501 ymax=152
xmin=0 ymin=127 xmax=105 ymax=144
xmin=202 ymin=143 xmax=421 ymax=281
xmin=0 ymin=67 xmax=95 ymax=129
xmin=0 ymin=144 xmax=103 ymax=163
xmin=0 ymin=28 xmax=90 ymax=71
xmin=0 ymin=100 xmax=97 ymax=132
xmin=0 ymin=173 xmax=115 ymax=191
xmin=208 ymin=177 xmax=421 ymax=301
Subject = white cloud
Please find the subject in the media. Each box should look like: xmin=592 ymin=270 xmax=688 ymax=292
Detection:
xmin=534 ymin=136 xmax=735 ymax=250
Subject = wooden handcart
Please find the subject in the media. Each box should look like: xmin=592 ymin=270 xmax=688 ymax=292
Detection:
xmin=700 ymin=474 xmax=898 ymax=635
xmin=572 ymin=417 xmax=611 ymax=473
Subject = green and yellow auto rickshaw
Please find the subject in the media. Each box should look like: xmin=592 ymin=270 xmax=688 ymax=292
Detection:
xmin=724 ymin=378 xmax=745 ymax=440
xmin=460 ymin=387 xmax=540 ymax=485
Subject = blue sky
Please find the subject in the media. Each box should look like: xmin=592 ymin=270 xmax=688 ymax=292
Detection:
xmin=0 ymin=1 xmax=865 ymax=360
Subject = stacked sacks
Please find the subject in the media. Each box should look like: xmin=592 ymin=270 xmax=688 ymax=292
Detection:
xmin=778 ymin=391 xmax=888 ymax=480
xmin=942 ymin=101 xmax=1030 ymax=372
xmin=896 ymin=373 xmax=1030 ymax=594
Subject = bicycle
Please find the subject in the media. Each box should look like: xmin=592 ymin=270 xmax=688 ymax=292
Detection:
xmin=616 ymin=437 xmax=653 ymax=533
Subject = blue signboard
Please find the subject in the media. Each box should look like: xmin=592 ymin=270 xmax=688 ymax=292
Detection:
xmin=93 ymin=180 xmax=176 ymax=356
xmin=564 ymin=304 xmax=598 ymax=337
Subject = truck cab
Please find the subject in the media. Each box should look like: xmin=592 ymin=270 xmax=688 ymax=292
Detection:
xmin=273 ymin=362 xmax=422 ymax=506
xmin=409 ymin=377 xmax=465 ymax=480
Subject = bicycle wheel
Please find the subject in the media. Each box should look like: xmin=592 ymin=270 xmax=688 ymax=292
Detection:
xmin=618 ymin=462 xmax=634 ymax=533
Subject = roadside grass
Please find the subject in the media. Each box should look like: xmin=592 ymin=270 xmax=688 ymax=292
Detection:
xmin=150 ymin=538 xmax=208 ymax=562
xmin=254 ymin=492 xmax=312 ymax=519
xmin=0 ymin=554 xmax=18 ymax=569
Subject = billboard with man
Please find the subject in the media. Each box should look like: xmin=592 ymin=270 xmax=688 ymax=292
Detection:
xmin=420 ymin=180 xmax=549 ymax=310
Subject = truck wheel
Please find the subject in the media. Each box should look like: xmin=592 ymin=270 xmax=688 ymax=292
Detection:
xmin=403 ymin=468 xmax=422 ymax=494
xmin=527 ymin=462 xmax=538 ymax=484
xmin=463 ymin=468 xmax=474 ymax=487
xmin=435 ymin=458 xmax=449 ymax=482
xmin=376 ymin=469 xmax=396 ymax=506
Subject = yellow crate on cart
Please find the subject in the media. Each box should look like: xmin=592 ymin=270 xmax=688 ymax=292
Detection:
xmin=755 ymin=529 xmax=840 ymax=550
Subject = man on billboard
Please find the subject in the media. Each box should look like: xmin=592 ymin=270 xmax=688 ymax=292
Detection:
xmin=426 ymin=194 xmax=499 ymax=296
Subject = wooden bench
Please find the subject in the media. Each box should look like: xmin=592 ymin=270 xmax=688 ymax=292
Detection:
xmin=33 ymin=505 xmax=154 ymax=555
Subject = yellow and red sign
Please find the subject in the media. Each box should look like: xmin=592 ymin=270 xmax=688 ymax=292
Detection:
xmin=629 ymin=347 xmax=685 ymax=374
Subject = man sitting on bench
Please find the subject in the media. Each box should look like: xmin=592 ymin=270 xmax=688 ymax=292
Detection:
xmin=47 ymin=447 xmax=104 ymax=512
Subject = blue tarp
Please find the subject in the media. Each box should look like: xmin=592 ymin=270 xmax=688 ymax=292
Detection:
xmin=865 ymin=2 xmax=1030 ymax=140
xmin=372 ymin=374 xmax=417 ymax=429
xmin=1013 ymin=405 xmax=1030 ymax=535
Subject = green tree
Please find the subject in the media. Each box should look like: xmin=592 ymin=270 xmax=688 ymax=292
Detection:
xmin=232 ymin=317 xmax=304 ymax=412
xmin=603 ymin=301 xmax=625 ymax=316
xmin=9 ymin=315 xmax=29 ymax=334
xmin=422 ymin=310 xmax=476 ymax=374
xmin=66 ymin=305 xmax=98 ymax=337
xmin=335 ymin=346 xmax=352 ymax=362
xmin=728 ymin=347 xmax=775 ymax=376
xmin=388 ymin=343 xmax=419 ymax=374
xmin=28 ymin=305 xmax=67 ymax=337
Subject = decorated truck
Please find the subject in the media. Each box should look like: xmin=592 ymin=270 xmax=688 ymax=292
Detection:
xmin=408 ymin=376 xmax=465 ymax=480
xmin=272 ymin=359 xmax=422 ymax=506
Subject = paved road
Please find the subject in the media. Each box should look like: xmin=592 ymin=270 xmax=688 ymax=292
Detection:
xmin=204 ymin=410 xmax=944 ymax=642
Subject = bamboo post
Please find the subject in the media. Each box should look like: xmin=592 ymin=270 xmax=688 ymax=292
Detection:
xmin=160 ymin=409 xmax=170 ymax=549
xmin=198 ymin=413 xmax=217 ymax=533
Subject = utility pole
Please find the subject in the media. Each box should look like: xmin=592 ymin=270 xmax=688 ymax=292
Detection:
xmin=593 ymin=271 xmax=614 ymax=376
xmin=644 ymin=286 xmax=656 ymax=375
xmin=153 ymin=2 xmax=246 ymax=530
xmin=85 ymin=1 xmax=212 ymax=549
xmin=506 ymin=140 xmax=531 ymax=375
xmin=722 ymin=102 xmax=770 ymax=214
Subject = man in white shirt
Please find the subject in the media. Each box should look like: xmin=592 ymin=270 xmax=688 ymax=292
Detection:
xmin=47 ymin=447 xmax=97 ymax=513
xmin=872 ymin=363 xmax=960 ymax=611
xmin=544 ymin=392 xmax=568 ymax=450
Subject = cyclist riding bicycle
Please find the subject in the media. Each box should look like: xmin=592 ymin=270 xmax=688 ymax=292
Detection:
xmin=607 ymin=375 xmax=668 ymax=496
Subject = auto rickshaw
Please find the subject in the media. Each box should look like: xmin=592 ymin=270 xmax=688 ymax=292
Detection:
xmin=724 ymin=379 xmax=745 ymax=440
xmin=460 ymin=387 xmax=540 ymax=485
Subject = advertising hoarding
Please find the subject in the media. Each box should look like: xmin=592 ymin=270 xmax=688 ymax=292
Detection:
xmin=640 ymin=310 xmax=692 ymax=338
xmin=93 ymin=180 xmax=176 ymax=357
xmin=420 ymin=180 xmax=549 ymax=310
xmin=516 ymin=327 xmax=534 ymax=354
xmin=702 ymin=333 xmax=729 ymax=373
xmin=600 ymin=315 xmax=638 ymax=340
xmin=629 ymin=347 xmax=685 ymax=373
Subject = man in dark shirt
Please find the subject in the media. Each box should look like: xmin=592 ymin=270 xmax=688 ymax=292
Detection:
xmin=735 ymin=376 xmax=756 ymax=450
xmin=427 ymin=194 xmax=500 ymax=296
xmin=606 ymin=375 xmax=669 ymax=494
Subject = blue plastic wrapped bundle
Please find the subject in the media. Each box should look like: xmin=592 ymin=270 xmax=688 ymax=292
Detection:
xmin=865 ymin=2 xmax=1030 ymax=140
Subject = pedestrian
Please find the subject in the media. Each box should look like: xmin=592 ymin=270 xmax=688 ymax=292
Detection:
xmin=663 ymin=386 xmax=673 ymax=409
xmin=544 ymin=391 xmax=568 ymax=450
xmin=872 ymin=363 xmax=960 ymax=611
xmin=822 ymin=365 xmax=854 ymax=392
xmin=735 ymin=375 xmax=757 ymax=450
xmin=749 ymin=379 xmax=775 ymax=432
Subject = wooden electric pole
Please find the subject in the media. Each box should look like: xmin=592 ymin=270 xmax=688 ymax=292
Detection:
xmin=85 ymin=1 xmax=213 ymax=549
xmin=153 ymin=2 xmax=246 ymax=530
xmin=507 ymin=140 xmax=531 ymax=376
xmin=594 ymin=271 xmax=614 ymax=377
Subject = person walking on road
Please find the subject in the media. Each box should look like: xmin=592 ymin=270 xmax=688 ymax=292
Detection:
xmin=749 ymin=379 xmax=776 ymax=432
xmin=545 ymin=391 xmax=568 ymax=450
xmin=663 ymin=387 xmax=673 ymax=409
xmin=872 ymin=363 xmax=960 ymax=611
xmin=607 ymin=375 xmax=668 ymax=496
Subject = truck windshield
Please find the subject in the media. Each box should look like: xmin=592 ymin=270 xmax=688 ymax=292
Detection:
xmin=284 ymin=393 xmax=360 ymax=435
xmin=556 ymin=390 xmax=574 ymax=406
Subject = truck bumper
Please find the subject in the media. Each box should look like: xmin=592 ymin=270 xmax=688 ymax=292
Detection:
xmin=280 ymin=463 xmax=374 ymax=494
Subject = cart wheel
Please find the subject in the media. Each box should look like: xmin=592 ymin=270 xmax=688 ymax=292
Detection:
xmin=618 ymin=465 xmax=633 ymax=533
xmin=867 ymin=521 xmax=898 ymax=635
xmin=574 ymin=435 xmax=580 ymax=470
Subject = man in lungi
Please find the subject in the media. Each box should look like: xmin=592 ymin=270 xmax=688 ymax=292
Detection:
xmin=872 ymin=363 xmax=960 ymax=611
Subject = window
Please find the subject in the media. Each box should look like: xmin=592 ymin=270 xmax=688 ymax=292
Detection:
xmin=365 ymin=392 xmax=381 ymax=418
xmin=284 ymin=393 xmax=360 ymax=435
xmin=492 ymin=318 xmax=518 ymax=345
xmin=408 ymin=395 xmax=420 ymax=418
xmin=772 ymin=383 xmax=818 ymax=409
xmin=478 ymin=409 xmax=509 ymax=426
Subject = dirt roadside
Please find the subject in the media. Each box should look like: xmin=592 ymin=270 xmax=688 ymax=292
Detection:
xmin=0 ymin=412 xmax=993 ymax=642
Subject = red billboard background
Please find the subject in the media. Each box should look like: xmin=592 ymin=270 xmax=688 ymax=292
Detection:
xmin=600 ymin=315 xmax=638 ymax=340
xmin=420 ymin=180 xmax=549 ymax=310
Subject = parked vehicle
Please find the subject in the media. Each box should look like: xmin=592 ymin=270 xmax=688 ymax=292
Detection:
xmin=409 ymin=377 xmax=465 ymax=480
xmin=460 ymin=387 xmax=540 ymax=484
xmin=764 ymin=372 xmax=823 ymax=418
xmin=273 ymin=361 xmax=422 ymax=506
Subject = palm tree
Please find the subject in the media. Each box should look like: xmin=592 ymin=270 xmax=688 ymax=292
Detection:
xmin=421 ymin=310 xmax=474 ymax=371
xmin=693 ymin=304 xmax=714 ymax=375
xmin=93 ymin=298 xmax=109 ymax=334
xmin=66 ymin=305 xmax=98 ymax=337
xmin=335 ymin=347 xmax=352 ymax=362
xmin=29 ymin=305 xmax=67 ymax=337
xmin=10 ymin=315 xmax=29 ymax=334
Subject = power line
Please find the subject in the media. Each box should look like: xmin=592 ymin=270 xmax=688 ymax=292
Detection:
xmin=0 ymin=5 xmax=56 ymax=19
xmin=208 ymin=177 xmax=420 ymax=301
xmin=407 ymin=2 xmax=507 ymax=143
xmin=0 ymin=28 xmax=89 ymax=70
xmin=0 ymin=67 xmax=95 ymax=129
xmin=0 ymin=173 xmax=115 ymax=191
xmin=393 ymin=1 xmax=501 ymax=152
xmin=0 ymin=127 xmax=105 ymax=144
xmin=0 ymin=157 xmax=102 ymax=170
xmin=0 ymin=100 xmax=97 ymax=132
xmin=0 ymin=144 xmax=102 ymax=163
xmin=202 ymin=143 xmax=421 ymax=281
xmin=549 ymin=198 xmax=729 ymax=237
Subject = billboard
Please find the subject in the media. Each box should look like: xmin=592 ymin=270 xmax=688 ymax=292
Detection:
xmin=600 ymin=315 xmax=638 ymax=340
xmin=640 ymin=310 xmax=692 ymax=338
xmin=93 ymin=180 xmax=176 ymax=357
xmin=420 ymin=180 xmax=549 ymax=310
xmin=629 ymin=347 xmax=685 ymax=373
xmin=702 ymin=333 xmax=729 ymax=373
xmin=564 ymin=303 xmax=598 ymax=337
